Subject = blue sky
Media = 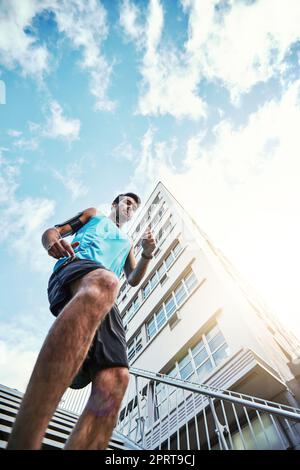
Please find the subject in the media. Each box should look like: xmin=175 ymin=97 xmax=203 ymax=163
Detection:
xmin=1 ymin=0 xmax=300 ymax=391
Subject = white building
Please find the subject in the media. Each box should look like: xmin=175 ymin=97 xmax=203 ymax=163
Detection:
xmin=120 ymin=181 xmax=300 ymax=392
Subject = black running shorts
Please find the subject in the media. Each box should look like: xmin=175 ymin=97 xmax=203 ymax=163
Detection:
xmin=47 ymin=257 xmax=129 ymax=390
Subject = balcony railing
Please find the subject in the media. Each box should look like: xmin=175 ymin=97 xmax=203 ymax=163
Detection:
xmin=115 ymin=367 xmax=300 ymax=450
xmin=58 ymin=364 xmax=300 ymax=450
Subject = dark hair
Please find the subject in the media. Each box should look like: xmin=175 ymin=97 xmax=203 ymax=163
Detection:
xmin=112 ymin=192 xmax=141 ymax=207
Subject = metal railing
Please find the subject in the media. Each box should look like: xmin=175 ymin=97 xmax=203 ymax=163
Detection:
xmin=115 ymin=367 xmax=300 ymax=450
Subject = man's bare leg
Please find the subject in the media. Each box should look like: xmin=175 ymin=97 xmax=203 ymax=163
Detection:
xmin=64 ymin=367 xmax=130 ymax=449
xmin=6 ymin=269 xmax=120 ymax=450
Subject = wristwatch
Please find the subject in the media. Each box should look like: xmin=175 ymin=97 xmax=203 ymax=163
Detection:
xmin=141 ymin=251 xmax=153 ymax=260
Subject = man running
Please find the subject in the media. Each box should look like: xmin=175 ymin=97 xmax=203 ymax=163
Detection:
xmin=7 ymin=192 xmax=156 ymax=450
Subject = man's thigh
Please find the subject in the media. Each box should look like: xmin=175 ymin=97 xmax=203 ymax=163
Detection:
xmin=68 ymin=267 xmax=112 ymax=297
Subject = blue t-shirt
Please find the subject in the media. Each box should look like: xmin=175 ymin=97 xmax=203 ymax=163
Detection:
xmin=53 ymin=213 xmax=132 ymax=278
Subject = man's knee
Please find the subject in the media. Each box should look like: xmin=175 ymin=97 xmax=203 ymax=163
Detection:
xmin=92 ymin=367 xmax=130 ymax=397
xmin=86 ymin=368 xmax=130 ymax=417
xmin=75 ymin=270 xmax=120 ymax=303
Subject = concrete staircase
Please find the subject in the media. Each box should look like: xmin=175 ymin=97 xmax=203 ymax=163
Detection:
xmin=0 ymin=384 xmax=142 ymax=450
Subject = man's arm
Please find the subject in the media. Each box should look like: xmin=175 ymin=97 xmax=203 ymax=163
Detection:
xmin=123 ymin=226 xmax=156 ymax=287
xmin=41 ymin=207 xmax=97 ymax=260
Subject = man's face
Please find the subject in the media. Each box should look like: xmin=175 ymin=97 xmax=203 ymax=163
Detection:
xmin=114 ymin=196 xmax=138 ymax=222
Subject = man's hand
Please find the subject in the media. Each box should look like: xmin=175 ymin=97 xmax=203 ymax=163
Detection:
xmin=141 ymin=225 xmax=156 ymax=256
xmin=47 ymin=240 xmax=80 ymax=260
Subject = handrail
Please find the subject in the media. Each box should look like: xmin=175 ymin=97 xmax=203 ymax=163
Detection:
xmin=129 ymin=367 xmax=300 ymax=422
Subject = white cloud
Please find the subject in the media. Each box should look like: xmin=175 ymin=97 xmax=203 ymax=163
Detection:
xmin=182 ymin=0 xmax=300 ymax=103
xmin=120 ymin=0 xmax=300 ymax=115
xmin=0 ymin=0 xmax=115 ymax=110
xmin=13 ymin=137 xmax=39 ymax=150
xmin=119 ymin=0 xmax=206 ymax=119
xmin=119 ymin=0 xmax=143 ymax=45
xmin=51 ymin=157 xmax=89 ymax=200
xmin=7 ymin=129 xmax=23 ymax=137
xmin=0 ymin=149 xmax=56 ymax=272
xmin=0 ymin=0 xmax=49 ymax=78
xmin=43 ymin=100 xmax=81 ymax=142
xmin=123 ymin=126 xmax=177 ymax=197
xmin=0 ymin=341 xmax=38 ymax=392
xmin=0 ymin=305 xmax=53 ymax=392
xmin=125 ymin=81 xmax=300 ymax=339
xmin=52 ymin=0 xmax=115 ymax=111
xmin=1 ymin=196 xmax=56 ymax=272
xmin=112 ymin=137 xmax=136 ymax=161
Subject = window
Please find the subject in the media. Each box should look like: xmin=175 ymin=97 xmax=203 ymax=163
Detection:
xmin=150 ymin=272 xmax=159 ymax=289
xmin=231 ymin=414 xmax=284 ymax=450
xmin=178 ymin=355 xmax=193 ymax=380
xmin=192 ymin=325 xmax=229 ymax=381
xmin=125 ymin=244 xmax=183 ymax=328
xmin=146 ymin=318 xmax=157 ymax=340
xmin=156 ymin=306 xmax=166 ymax=329
xmin=193 ymin=346 xmax=208 ymax=367
xmin=212 ymin=343 xmax=230 ymax=366
xmin=157 ymin=324 xmax=230 ymax=395
xmin=128 ymin=332 xmax=143 ymax=362
xmin=173 ymin=241 xmax=181 ymax=257
xmin=164 ymin=252 xmax=174 ymax=270
xmin=184 ymin=271 xmax=198 ymax=292
xmin=165 ymin=295 xmax=176 ymax=318
xmin=133 ymin=297 xmax=140 ymax=312
xmin=158 ymin=263 xmax=166 ymax=280
xmin=145 ymin=269 xmax=199 ymax=340
xmin=142 ymin=283 xmax=151 ymax=299
xmin=124 ymin=303 xmax=134 ymax=326
xmin=174 ymin=283 xmax=187 ymax=305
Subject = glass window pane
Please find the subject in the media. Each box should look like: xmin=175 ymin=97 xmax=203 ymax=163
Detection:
xmin=206 ymin=325 xmax=220 ymax=341
xmin=208 ymin=332 xmax=225 ymax=352
xmin=147 ymin=319 xmax=156 ymax=339
xmin=128 ymin=343 xmax=135 ymax=361
xmin=193 ymin=347 xmax=209 ymax=367
xmin=167 ymin=366 xmax=178 ymax=378
xmin=156 ymin=307 xmax=166 ymax=329
xmin=155 ymin=382 xmax=164 ymax=394
xmin=184 ymin=271 xmax=197 ymax=292
xmin=212 ymin=344 xmax=230 ymax=366
xmin=143 ymin=283 xmax=151 ymax=299
xmin=174 ymin=283 xmax=187 ymax=305
xmin=191 ymin=339 xmax=204 ymax=355
xmin=150 ymin=272 xmax=158 ymax=288
xmin=189 ymin=372 xmax=198 ymax=383
xmin=165 ymin=296 xmax=176 ymax=318
xmin=178 ymin=354 xmax=190 ymax=370
xmin=128 ymin=303 xmax=134 ymax=314
xmin=197 ymin=359 xmax=213 ymax=382
xmin=180 ymin=362 xmax=193 ymax=380
xmin=165 ymin=252 xmax=174 ymax=269
xmin=173 ymin=242 xmax=181 ymax=257
xmin=158 ymin=264 xmax=166 ymax=279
